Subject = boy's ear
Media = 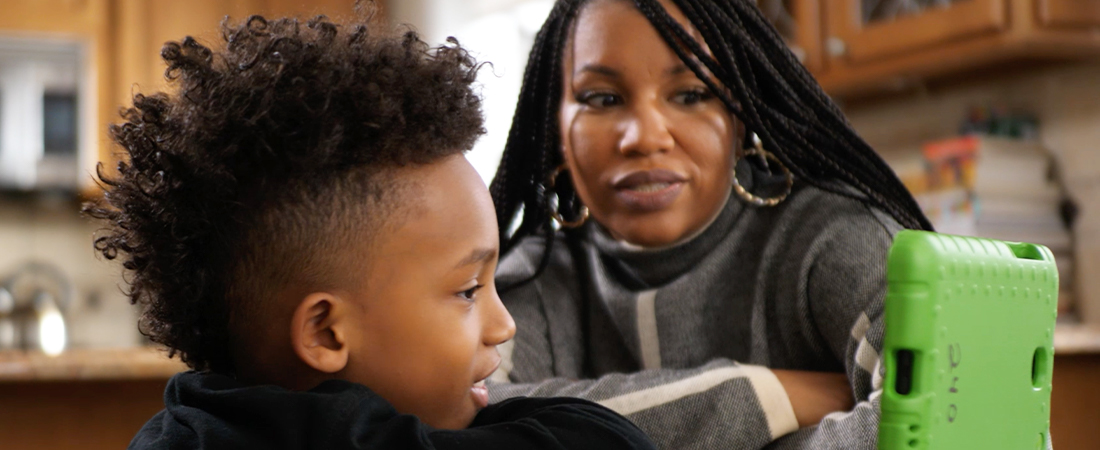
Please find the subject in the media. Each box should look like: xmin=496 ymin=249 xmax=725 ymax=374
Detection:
xmin=290 ymin=292 xmax=350 ymax=374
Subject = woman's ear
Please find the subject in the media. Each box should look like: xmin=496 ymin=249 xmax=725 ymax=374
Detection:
xmin=290 ymin=292 xmax=350 ymax=374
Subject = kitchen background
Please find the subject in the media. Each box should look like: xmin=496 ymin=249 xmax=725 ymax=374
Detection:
xmin=1 ymin=0 xmax=1099 ymax=449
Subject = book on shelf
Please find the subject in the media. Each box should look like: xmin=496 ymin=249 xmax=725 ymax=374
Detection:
xmin=887 ymin=135 xmax=1075 ymax=312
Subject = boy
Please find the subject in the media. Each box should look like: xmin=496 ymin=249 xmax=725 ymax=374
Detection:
xmin=87 ymin=12 xmax=655 ymax=450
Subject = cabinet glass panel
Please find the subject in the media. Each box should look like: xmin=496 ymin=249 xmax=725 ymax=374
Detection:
xmin=861 ymin=0 xmax=973 ymax=24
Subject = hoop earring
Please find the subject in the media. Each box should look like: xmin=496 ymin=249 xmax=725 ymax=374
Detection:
xmin=545 ymin=164 xmax=590 ymax=228
xmin=732 ymin=134 xmax=793 ymax=207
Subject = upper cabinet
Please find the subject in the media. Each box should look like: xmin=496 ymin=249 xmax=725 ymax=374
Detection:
xmin=827 ymin=0 xmax=1007 ymax=64
xmin=0 ymin=0 xmax=366 ymax=195
xmin=788 ymin=0 xmax=1100 ymax=99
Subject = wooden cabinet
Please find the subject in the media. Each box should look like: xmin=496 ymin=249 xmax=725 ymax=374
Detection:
xmin=0 ymin=0 xmax=367 ymax=194
xmin=825 ymin=0 xmax=1008 ymax=64
xmin=1037 ymin=0 xmax=1100 ymax=28
xmin=807 ymin=0 xmax=1100 ymax=99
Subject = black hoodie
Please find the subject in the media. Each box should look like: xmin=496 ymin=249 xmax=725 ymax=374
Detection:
xmin=129 ymin=371 xmax=656 ymax=450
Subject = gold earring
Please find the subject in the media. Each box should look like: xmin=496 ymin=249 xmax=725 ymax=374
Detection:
xmin=546 ymin=164 xmax=590 ymax=228
xmin=732 ymin=134 xmax=793 ymax=207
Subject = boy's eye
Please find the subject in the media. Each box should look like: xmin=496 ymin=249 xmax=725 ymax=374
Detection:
xmin=457 ymin=284 xmax=484 ymax=301
xmin=671 ymin=88 xmax=713 ymax=106
xmin=576 ymin=90 xmax=622 ymax=108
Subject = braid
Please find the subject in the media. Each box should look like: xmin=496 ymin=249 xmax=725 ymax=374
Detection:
xmin=492 ymin=0 xmax=932 ymax=281
xmin=491 ymin=0 xmax=588 ymax=290
xmin=638 ymin=0 xmax=930 ymax=230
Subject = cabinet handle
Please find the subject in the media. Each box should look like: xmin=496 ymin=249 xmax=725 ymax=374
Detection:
xmin=826 ymin=37 xmax=848 ymax=57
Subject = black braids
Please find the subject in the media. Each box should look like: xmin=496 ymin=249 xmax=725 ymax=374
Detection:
xmin=530 ymin=1 xmax=574 ymax=292
xmin=490 ymin=0 xmax=570 ymax=247
xmin=494 ymin=0 xmax=585 ymax=294
xmin=667 ymin=0 xmax=929 ymax=230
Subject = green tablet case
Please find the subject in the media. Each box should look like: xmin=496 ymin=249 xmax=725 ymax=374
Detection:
xmin=878 ymin=230 xmax=1057 ymax=450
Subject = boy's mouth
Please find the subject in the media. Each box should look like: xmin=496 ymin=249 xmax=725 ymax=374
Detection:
xmin=471 ymin=380 xmax=489 ymax=409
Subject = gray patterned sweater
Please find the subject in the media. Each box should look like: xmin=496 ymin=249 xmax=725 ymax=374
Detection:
xmin=488 ymin=180 xmax=900 ymax=450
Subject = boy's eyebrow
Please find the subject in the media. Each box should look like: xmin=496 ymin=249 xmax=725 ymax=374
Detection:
xmin=455 ymin=248 xmax=497 ymax=269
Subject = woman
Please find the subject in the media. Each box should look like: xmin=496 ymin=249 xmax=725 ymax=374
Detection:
xmin=487 ymin=0 xmax=930 ymax=449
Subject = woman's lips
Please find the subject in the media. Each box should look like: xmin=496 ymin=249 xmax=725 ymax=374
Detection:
xmin=612 ymin=169 xmax=687 ymax=212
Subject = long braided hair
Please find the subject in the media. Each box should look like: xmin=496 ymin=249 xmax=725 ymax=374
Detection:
xmin=490 ymin=0 xmax=932 ymax=282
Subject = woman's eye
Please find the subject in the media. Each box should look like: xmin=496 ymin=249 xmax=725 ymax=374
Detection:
xmin=576 ymin=91 xmax=622 ymax=108
xmin=672 ymin=88 xmax=713 ymax=106
xmin=458 ymin=284 xmax=483 ymax=301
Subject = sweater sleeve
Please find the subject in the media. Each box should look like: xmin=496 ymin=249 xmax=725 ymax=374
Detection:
xmin=763 ymin=204 xmax=897 ymax=450
xmin=426 ymin=397 xmax=656 ymax=450
xmin=488 ymin=243 xmax=799 ymax=450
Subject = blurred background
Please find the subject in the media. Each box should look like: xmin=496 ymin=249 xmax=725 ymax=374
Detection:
xmin=1 ymin=0 xmax=1098 ymax=448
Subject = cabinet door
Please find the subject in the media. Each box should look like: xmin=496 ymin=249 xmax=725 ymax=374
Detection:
xmin=1037 ymin=0 xmax=1100 ymax=28
xmin=825 ymin=0 xmax=1008 ymax=64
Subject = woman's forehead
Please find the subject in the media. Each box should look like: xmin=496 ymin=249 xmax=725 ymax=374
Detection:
xmin=568 ymin=0 xmax=708 ymax=70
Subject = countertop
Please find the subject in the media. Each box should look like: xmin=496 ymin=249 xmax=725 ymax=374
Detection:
xmin=1 ymin=323 xmax=1099 ymax=382
xmin=1054 ymin=323 xmax=1100 ymax=355
xmin=0 ymin=347 xmax=186 ymax=382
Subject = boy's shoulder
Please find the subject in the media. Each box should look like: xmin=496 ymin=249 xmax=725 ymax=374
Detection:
xmin=129 ymin=371 xmax=385 ymax=450
xmin=131 ymin=371 xmax=654 ymax=450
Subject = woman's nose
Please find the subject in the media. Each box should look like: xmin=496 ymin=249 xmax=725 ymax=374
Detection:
xmin=482 ymin=290 xmax=516 ymax=346
xmin=618 ymin=103 xmax=675 ymax=157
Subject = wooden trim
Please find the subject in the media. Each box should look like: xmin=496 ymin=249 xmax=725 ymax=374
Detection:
xmin=1037 ymin=0 xmax=1100 ymax=29
xmin=817 ymin=27 xmax=1100 ymax=99
xmin=791 ymin=0 xmax=825 ymax=73
xmin=826 ymin=0 xmax=1009 ymax=64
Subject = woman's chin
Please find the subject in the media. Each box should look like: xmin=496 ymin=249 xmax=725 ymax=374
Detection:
xmin=610 ymin=222 xmax=692 ymax=249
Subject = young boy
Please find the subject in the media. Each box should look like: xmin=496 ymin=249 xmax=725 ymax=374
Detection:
xmin=87 ymin=13 xmax=655 ymax=450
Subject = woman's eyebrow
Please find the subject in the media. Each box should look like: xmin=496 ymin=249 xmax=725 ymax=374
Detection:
xmin=577 ymin=64 xmax=620 ymax=77
xmin=667 ymin=64 xmax=690 ymax=76
xmin=577 ymin=63 xmax=691 ymax=78
xmin=454 ymin=248 xmax=498 ymax=269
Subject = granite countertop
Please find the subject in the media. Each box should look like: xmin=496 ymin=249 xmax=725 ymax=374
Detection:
xmin=0 ymin=346 xmax=187 ymax=382
xmin=0 ymin=324 xmax=1098 ymax=382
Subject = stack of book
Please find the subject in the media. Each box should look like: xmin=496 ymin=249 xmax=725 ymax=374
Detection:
xmin=896 ymin=136 xmax=1074 ymax=312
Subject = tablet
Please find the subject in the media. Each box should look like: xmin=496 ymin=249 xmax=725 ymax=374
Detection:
xmin=878 ymin=230 xmax=1057 ymax=450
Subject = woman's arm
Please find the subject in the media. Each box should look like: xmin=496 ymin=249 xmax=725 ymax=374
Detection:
xmin=490 ymin=280 xmax=851 ymax=449
xmin=761 ymin=203 xmax=897 ymax=450
xmin=490 ymin=235 xmax=855 ymax=449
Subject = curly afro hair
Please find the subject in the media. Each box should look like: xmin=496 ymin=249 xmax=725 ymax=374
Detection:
xmin=85 ymin=13 xmax=485 ymax=374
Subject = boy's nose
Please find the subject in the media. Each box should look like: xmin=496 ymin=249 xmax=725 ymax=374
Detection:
xmin=483 ymin=292 xmax=516 ymax=346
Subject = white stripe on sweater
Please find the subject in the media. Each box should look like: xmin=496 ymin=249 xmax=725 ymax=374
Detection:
xmin=598 ymin=365 xmax=799 ymax=440
xmin=850 ymin=313 xmax=871 ymax=341
xmin=855 ymin=337 xmax=879 ymax=374
xmin=636 ymin=290 xmax=661 ymax=370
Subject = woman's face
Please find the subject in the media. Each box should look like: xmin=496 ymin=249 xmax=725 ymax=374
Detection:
xmin=559 ymin=0 xmax=737 ymax=247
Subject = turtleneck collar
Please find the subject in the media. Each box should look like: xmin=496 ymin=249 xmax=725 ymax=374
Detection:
xmin=587 ymin=186 xmax=744 ymax=287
